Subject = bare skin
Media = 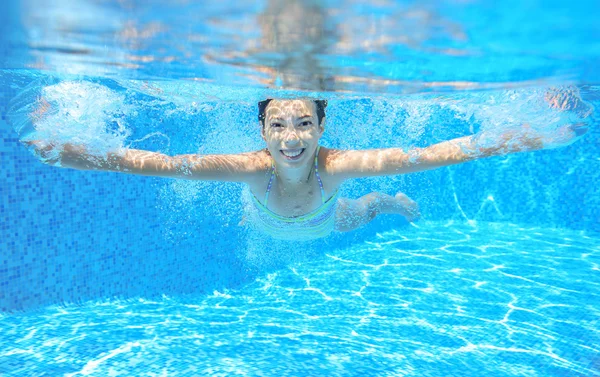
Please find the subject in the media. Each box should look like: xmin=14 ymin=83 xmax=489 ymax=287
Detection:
xmin=26 ymin=97 xmax=588 ymax=234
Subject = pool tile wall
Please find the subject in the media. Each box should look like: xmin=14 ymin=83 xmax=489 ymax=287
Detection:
xmin=423 ymin=139 xmax=600 ymax=232
xmin=0 ymin=118 xmax=248 ymax=313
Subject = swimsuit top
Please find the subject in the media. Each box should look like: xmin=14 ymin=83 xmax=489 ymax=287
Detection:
xmin=250 ymin=146 xmax=339 ymax=241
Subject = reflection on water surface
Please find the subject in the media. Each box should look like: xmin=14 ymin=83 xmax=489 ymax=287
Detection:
xmin=4 ymin=0 xmax=599 ymax=93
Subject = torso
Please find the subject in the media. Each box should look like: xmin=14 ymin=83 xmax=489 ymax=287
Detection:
xmin=247 ymin=146 xmax=342 ymax=217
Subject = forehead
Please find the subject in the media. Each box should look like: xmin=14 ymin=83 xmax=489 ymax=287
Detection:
xmin=265 ymin=100 xmax=316 ymax=119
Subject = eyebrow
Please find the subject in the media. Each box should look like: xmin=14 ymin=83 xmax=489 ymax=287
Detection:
xmin=269 ymin=115 xmax=312 ymax=122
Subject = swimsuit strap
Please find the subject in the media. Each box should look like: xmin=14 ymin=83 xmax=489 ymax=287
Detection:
xmin=264 ymin=161 xmax=276 ymax=207
xmin=314 ymin=146 xmax=326 ymax=204
xmin=264 ymin=145 xmax=326 ymax=206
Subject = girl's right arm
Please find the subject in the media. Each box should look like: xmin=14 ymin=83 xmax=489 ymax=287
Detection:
xmin=27 ymin=141 xmax=269 ymax=183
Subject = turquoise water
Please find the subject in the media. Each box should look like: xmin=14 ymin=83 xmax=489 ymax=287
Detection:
xmin=1 ymin=0 xmax=600 ymax=376
xmin=2 ymin=224 xmax=599 ymax=376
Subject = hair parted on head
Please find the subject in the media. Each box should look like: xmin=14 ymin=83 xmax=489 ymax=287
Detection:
xmin=258 ymin=99 xmax=328 ymax=128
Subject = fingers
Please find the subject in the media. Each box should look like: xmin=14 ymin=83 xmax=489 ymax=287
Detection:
xmin=24 ymin=140 xmax=56 ymax=153
xmin=24 ymin=139 xmax=48 ymax=148
xmin=22 ymin=140 xmax=62 ymax=164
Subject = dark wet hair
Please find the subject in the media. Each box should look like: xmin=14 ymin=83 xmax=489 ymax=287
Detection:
xmin=258 ymin=99 xmax=327 ymax=128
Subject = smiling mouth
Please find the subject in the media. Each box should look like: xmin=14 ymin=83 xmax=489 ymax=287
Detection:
xmin=280 ymin=148 xmax=305 ymax=160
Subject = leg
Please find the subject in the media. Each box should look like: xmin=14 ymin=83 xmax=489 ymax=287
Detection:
xmin=335 ymin=192 xmax=420 ymax=233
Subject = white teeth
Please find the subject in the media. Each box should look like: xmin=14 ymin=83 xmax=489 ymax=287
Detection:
xmin=282 ymin=149 xmax=304 ymax=158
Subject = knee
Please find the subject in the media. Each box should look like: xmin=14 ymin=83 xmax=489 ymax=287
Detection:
xmin=357 ymin=192 xmax=385 ymax=221
xmin=366 ymin=197 xmax=380 ymax=220
xmin=359 ymin=193 xmax=381 ymax=218
xmin=364 ymin=192 xmax=381 ymax=201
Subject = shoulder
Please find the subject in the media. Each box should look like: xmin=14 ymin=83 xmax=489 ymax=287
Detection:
xmin=317 ymin=147 xmax=349 ymax=187
xmin=318 ymin=147 xmax=361 ymax=172
xmin=237 ymin=148 xmax=272 ymax=169
xmin=230 ymin=148 xmax=272 ymax=178
xmin=240 ymin=148 xmax=273 ymax=189
xmin=318 ymin=147 xmax=343 ymax=166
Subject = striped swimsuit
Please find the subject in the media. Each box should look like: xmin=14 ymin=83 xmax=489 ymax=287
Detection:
xmin=250 ymin=146 xmax=339 ymax=241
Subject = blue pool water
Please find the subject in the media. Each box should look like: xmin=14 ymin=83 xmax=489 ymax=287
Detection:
xmin=2 ymin=224 xmax=600 ymax=376
xmin=1 ymin=0 xmax=600 ymax=376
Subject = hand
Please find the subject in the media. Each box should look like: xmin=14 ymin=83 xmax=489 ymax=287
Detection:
xmin=517 ymin=123 xmax=589 ymax=151
xmin=23 ymin=140 xmax=86 ymax=167
xmin=23 ymin=140 xmax=61 ymax=165
xmin=545 ymin=87 xmax=593 ymax=118
xmin=541 ymin=87 xmax=591 ymax=148
xmin=476 ymin=122 xmax=588 ymax=157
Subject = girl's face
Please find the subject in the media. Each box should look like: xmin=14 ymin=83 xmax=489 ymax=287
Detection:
xmin=262 ymin=99 xmax=324 ymax=169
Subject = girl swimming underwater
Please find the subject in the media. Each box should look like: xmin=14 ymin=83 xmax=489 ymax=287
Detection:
xmin=26 ymin=96 xmax=589 ymax=241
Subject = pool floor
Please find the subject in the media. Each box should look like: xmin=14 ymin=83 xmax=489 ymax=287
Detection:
xmin=1 ymin=222 xmax=599 ymax=376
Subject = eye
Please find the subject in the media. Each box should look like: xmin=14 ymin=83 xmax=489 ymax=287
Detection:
xmin=270 ymin=122 xmax=283 ymax=128
xmin=299 ymin=120 xmax=313 ymax=127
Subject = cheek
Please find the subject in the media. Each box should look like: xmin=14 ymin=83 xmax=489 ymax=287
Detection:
xmin=264 ymin=132 xmax=281 ymax=145
xmin=307 ymin=128 xmax=321 ymax=139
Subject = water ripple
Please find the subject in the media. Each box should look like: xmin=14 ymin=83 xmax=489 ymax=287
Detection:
xmin=1 ymin=222 xmax=599 ymax=376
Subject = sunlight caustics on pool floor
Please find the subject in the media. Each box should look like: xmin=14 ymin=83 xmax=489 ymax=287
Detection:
xmin=1 ymin=223 xmax=598 ymax=377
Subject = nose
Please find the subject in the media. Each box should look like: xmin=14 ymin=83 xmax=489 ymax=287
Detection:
xmin=283 ymin=127 xmax=300 ymax=147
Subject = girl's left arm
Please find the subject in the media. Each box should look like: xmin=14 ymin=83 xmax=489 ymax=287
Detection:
xmin=325 ymin=123 xmax=588 ymax=180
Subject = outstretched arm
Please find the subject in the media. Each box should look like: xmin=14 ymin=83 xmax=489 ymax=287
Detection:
xmin=26 ymin=141 xmax=269 ymax=183
xmin=23 ymin=95 xmax=270 ymax=183
xmin=325 ymin=123 xmax=588 ymax=180
xmin=24 ymin=94 xmax=270 ymax=182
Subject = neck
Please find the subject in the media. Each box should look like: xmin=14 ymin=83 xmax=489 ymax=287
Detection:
xmin=275 ymin=162 xmax=313 ymax=188
xmin=274 ymin=151 xmax=316 ymax=188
